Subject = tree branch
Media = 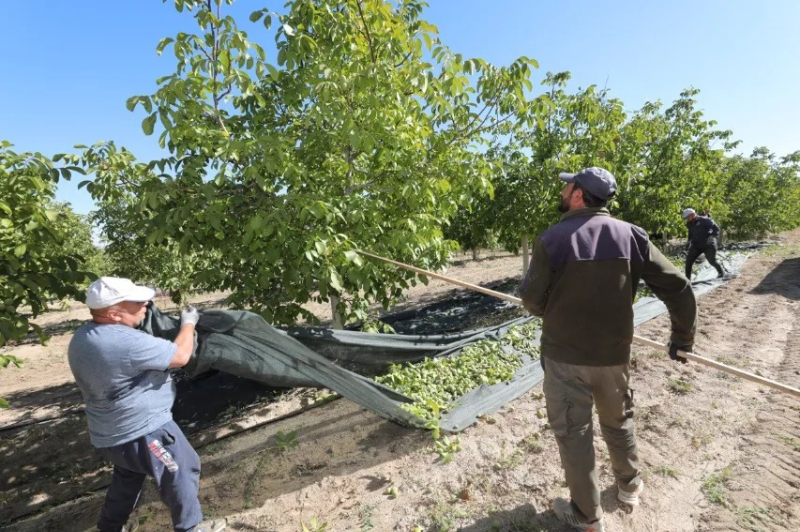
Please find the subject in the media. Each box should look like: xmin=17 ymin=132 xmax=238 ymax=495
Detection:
xmin=394 ymin=51 xmax=412 ymax=68
xmin=206 ymin=0 xmax=229 ymax=136
xmin=355 ymin=0 xmax=377 ymax=64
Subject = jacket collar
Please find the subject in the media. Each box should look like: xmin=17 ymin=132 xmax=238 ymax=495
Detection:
xmin=559 ymin=207 xmax=610 ymax=223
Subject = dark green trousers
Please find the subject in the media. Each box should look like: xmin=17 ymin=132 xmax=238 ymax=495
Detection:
xmin=543 ymin=358 xmax=643 ymax=523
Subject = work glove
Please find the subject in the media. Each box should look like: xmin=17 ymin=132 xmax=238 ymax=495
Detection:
xmin=667 ymin=342 xmax=690 ymax=364
xmin=180 ymin=306 xmax=200 ymax=326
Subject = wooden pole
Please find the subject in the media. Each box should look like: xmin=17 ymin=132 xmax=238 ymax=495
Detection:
xmin=357 ymin=249 xmax=800 ymax=399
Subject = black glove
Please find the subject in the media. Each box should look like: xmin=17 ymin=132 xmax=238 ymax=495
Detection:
xmin=668 ymin=342 xmax=690 ymax=364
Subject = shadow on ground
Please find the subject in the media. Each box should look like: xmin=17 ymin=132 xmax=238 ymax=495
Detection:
xmin=0 ymin=372 xmax=284 ymax=527
xmin=750 ymin=258 xmax=800 ymax=300
xmin=457 ymin=484 xmax=629 ymax=531
xmin=6 ymin=400 xmax=428 ymax=532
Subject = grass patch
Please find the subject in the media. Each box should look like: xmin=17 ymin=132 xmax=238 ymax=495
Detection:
xmin=777 ymin=435 xmax=800 ymax=452
xmin=702 ymin=467 xmax=732 ymax=505
xmin=762 ymin=242 xmax=800 ymax=258
xmin=427 ymin=497 xmax=472 ymax=532
xmin=521 ymin=432 xmax=545 ymax=454
xmin=668 ymin=378 xmax=692 ymax=394
xmin=736 ymin=506 xmax=772 ymax=531
xmin=301 ymin=518 xmax=329 ymax=532
xmin=692 ymin=433 xmax=713 ymax=450
xmin=668 ymin=417 xmax=687 ymax=429
xmin=650 ymin=465 xmax=680 ymax=479
xmin=358 ymin=503 xmax=376 ymax=531
xmin=243 ymin=450 xmax=271 ymax=509
xmin=494 ymin=449 xmax=524 ymax=471
xmin=274 ymin=429 xmax=299 ymax=452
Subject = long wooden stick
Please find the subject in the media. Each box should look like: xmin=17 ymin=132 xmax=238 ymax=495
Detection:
xmin=357 ymin=249 xmax=800 ymax=399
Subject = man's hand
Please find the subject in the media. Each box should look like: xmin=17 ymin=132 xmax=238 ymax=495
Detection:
xmin=180 ymin=306 xmax=200 ymax=326
xmin=668 ymin=342 xmax=690 ymax=364
xmin=171 ymin=307 xmax=199 ymax=368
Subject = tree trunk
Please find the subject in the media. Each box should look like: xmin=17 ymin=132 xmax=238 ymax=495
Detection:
xmin=521 ymin=234 xmax=530 ymax=274
xmin=472 ymin=248 xmax=479 ymax=261
xmin=330 ymin=295 xmax=344 ymax=330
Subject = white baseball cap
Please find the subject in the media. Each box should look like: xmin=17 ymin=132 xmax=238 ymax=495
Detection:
xmin=682 ymin=208 xmax=696 ymax=219
xmin=85 ymin=277 xmax=156 ymax=309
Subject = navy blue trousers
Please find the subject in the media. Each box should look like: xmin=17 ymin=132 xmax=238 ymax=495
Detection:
xmin=96 ymin=420 xmax=202 ymax=532
xmin=686 ymin=244 xmax=724 ymax=279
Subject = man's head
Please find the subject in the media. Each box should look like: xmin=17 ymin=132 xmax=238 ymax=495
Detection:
xmin=557 ymin=167 xmax=617 ymax=213
xmin=682 ymin=208 xmax=697 ymax=223
xmin=86 ymin=277 xmax=156 ymax=328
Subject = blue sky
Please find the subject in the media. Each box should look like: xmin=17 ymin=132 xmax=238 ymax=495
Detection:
xmin=3 ymin=0 xmax=799 ymax=215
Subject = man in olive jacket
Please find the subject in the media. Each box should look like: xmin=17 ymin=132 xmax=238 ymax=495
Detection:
xmin=519 ymin=167 xmax=697 ymax=531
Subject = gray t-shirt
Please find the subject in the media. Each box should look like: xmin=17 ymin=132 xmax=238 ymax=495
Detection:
xmin=68 ymin=322 xmax=177 ymax=448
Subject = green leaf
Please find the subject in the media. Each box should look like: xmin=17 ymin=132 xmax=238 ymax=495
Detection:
xmin=156 ymin=37 xmax=174 ymax=55
xmin=142 ymin=113 xmax=157 ymax=135
xmin=14 ymin=244 xmax=26 ymax=257
xmin=329 ymin=269 xmax=344 ymax=293
xmin=344 ymin=250 xmax=364 ymax=266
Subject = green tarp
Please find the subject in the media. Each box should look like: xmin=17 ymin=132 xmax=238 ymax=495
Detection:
xmin=141 ymin=249 xmax=749 ymax=433
xmin=141 ymin=307 xmax=541 ymax=432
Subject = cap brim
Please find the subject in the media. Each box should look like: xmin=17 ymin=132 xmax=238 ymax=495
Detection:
xmin=558 ymin=172 xmax=577 ymax=183
xmin=125 ymin=285 xmax=156 ymax=302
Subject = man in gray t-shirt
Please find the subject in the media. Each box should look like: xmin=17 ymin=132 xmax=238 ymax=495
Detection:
xmin=68 ymin=277 xmax=226 ymax=532
xmin=70 ymin=322 xmax=176 ymax=448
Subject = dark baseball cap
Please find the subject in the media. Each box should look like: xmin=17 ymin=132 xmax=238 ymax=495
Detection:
xmin=559 ymin=167 xmax=617 ymax=200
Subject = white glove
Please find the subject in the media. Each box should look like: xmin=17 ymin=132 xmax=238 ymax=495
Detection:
xmin=180 ymin=306 xmax=200 ymax=326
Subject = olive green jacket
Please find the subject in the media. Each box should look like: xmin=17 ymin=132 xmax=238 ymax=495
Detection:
xmin=520 ymin=208 xmax=696 ymax=366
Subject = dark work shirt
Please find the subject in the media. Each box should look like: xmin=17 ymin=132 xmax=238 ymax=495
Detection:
xmin=686 ymin=215 xmax=720 ymax=248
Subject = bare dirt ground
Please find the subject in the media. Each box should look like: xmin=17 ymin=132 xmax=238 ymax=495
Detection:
xmin=1 ymin=237 xmax=799 ymax=532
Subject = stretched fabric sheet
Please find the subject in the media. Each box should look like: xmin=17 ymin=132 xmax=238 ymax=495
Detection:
xmin=141 ymin=249 xmax=749 ymax=433
xmin=140 ymin=308 xmax=541 ymax=432
xmin=140 ymin=309 xmax=424 ymax=429
xmin=633 ymin=250 xmax=750 ymax=326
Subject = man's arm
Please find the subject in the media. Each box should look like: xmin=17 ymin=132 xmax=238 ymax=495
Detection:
xmin=519 ymin=237 xmax=552 ymax=317
xmin=641 ymin=243 xmax=697 ymax=348
xmin=169 ymin=307 xmax=199 ymax=369
xmin=709 ymin=218 xmax=721 ymax=237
